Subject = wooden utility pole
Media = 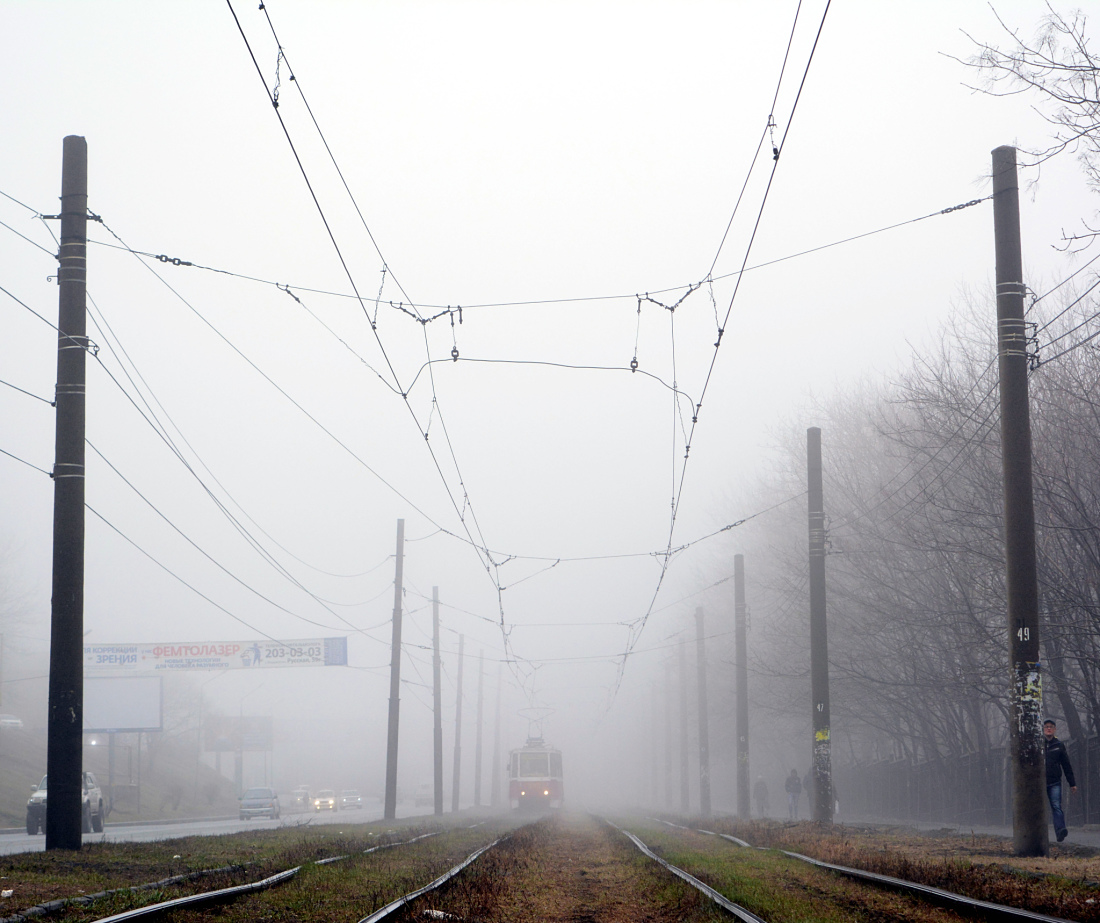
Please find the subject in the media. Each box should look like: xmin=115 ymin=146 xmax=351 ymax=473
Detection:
xmin=679 ymin=635 xmax=689 ymax=812
xmin=807 ymin=427 xmax=833 ymax=823
xmin=432 ymin=587 xmax=444 ymax=816
xmin=450 ymin=633 xmax=464 ymax=812
xmin=695 ymin=608 xmax=712 ymax=816
xmin=473 ymin=650 xmax=485 ymax=806
xmin=993 ymin=145 xmax=1046 ymax=857
xmin=734 ymin=554 xmax=750 ymax=818
xmin=47 ymin=135 xmax=88 ymax=851
xmin=490 ymin=664 xmax=502 ymax=807
xmin=383 ymin=520 xmax=405 ymax=820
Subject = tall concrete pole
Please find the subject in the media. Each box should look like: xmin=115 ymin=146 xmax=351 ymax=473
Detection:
xmin=473 ymin=650 xmax=485 ymax=806
xmin=664 ymin=657 xmax=673 ymax=808
xmin=490 ymin=664 xmax=502 ymax=808
xmin=679 ymin=635 xmax=690 ymax=812
xmin=734 ymin=554 xmax=751 ymax=818
xmin=650 ymin=684 xmax=659 ymax=806
xmin=432 ymin=587 xmax=444 ymax=816
xmin=450 ymin=633 xmax=464 ymax=812
xmin=807 ymin=428 xmax=833 ymax=823
xmin=46 ymin=135 xmax=88 ymax=851
xmin=383 ymin=519 xmax=405 ymax=820
xmin=695 ymin=607 xmax=712 ymax=817
xmin=993 ymin=145 xmax=1046 ymax=857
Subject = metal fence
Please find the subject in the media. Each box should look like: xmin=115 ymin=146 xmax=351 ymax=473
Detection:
xmin=836 ymin=739 xmax=1097 ymax=827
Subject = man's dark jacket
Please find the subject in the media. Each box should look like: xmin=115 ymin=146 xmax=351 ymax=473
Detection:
xmin=1045 ymin=735 xmax=1077 ymax=787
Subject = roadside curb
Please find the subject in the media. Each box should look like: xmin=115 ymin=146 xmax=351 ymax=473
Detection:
xmin=0 ymin=816 xmax=238 ymax=835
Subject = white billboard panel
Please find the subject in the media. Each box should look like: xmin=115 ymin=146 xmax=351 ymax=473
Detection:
xmin=83 ymin=676 xmax=163 ymax=732
xmin=83 ymin=637 xmax=348 ymax=672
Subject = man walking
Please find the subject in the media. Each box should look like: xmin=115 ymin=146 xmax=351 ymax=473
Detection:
xmin=1043 ymin=719 xmax=1077 ymax=843
xmin=784 ymin=769 xmax=802 ymax=820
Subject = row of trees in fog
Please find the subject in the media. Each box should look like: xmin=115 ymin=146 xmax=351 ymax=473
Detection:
xmin=725 ymin=3 xmax=1100 ymax=775
xmin=741 ymin=296 xmax=1100 ymax=767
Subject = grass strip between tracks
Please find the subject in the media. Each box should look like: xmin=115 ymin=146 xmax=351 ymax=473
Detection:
xmin=0 ymin=818 xmax=506 ymax=923
xmin=606 ymin=820 xmax=766 ymax=923
xmin=624 ymin=818 xmax=1036 ymax=923
xmin=694 ymin=816 xmax=1100 ymax=922
xmin=388 ymin=813 xmax=730 ymax=923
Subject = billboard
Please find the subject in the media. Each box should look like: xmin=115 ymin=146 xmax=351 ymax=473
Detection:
xmin=84 ymin=676 xmax=163 ymax=732
xmin=84 ymin=637 xmax=348 ymax=672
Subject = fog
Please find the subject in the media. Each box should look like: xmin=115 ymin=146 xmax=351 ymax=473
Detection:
xmin=1 ymin=1 xmax=1095 ymax=817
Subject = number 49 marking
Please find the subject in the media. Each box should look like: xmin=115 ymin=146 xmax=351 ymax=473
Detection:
xmin=1017 ymin=627 xmax=1030 ymax=641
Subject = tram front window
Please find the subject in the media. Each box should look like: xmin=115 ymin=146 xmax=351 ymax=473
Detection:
xmin=520 ymin=753 xmax=549 ymax=777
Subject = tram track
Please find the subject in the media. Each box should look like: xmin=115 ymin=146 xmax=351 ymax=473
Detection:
xmin=5 ymin=812 xmax=1093 ymax=923
xmin=0 ymin=821 xmax=507 ymax=923
xmin=642 ymin=817 xmax=1081 ymax=923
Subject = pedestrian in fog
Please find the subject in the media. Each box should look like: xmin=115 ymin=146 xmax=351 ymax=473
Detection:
xmin=753 ymin=776 xmax=769 ymax=817
xmin=784 ymin=769 xmax=802 ymax=820
xmin=1044 ymin=719 xmax=1077 ymax=842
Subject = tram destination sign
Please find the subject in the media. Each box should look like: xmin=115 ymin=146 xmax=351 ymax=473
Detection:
xmin=84 ymin=637 xmax=348 ymax=672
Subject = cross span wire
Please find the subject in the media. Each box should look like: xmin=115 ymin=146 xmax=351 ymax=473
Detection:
xmin=226 ymin=0 xmax=517 ymax=661
xmin=604 ymin=0 xmax=835 ymax=707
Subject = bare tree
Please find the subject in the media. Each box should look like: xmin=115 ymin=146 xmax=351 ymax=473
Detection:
xmin=964 ymin=5 xmax=1100 ymax=246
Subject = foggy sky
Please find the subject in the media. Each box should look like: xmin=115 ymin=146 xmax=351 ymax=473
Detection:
xmin=1 ymin=1 xmax=1093 ymax=804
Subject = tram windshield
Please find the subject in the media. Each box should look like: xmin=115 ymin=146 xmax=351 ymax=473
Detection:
xmin=520 ymin=752 xmax=549 ymax=777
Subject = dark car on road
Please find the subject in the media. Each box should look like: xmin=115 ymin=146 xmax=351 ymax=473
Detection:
xmin=26 ymin=771 xmax=105 ymax=835
xmin=239 ymin=786 xmax=280 ymax=820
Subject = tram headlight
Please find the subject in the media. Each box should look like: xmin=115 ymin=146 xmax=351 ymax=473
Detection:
xmin=544 ymin=790 xmax=549 ymax=795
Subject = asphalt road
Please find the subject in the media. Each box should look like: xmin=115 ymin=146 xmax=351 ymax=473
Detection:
xmin=0 ymin=800 xmax=436 ymax=855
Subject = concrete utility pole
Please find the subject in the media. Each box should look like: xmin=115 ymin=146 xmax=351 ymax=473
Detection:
xmin=451 ymin=633 xmax=464 ymax=812
xmin=734 ymin=554 xmax=750 ymax=818
xmin=432 ymin=587 xmax=444 ymax=816
xmin=47 ymin=135 xmax=88 ymax=851
xmin=383 ymin=519 xmax=405 ymax=820
xmin=695 ymin=607 xmax=712 ymax=817
xmin=807 ymin=427 xmax=833 ymax=824
xmin=664 ymin=657 xmax=673 ymax=808
xmin=490 ymin=664 xmax=502 ymax=808
xmin=650 ymin=684 xmax=659 ymax=806
xmin=679 ymin=635 xmax=690 ymax=812
xmin=473 ymin=650 xmax=484 ymax=807
xmin=993 ymin=145 xmax=1046 ymax=857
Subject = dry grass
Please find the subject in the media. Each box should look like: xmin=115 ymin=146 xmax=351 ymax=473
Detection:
xmin=0 ymin=820 xmax=447 ymax=918
xmin=687 ymin=816 xmax=1100 ymax=921
xmin=394 ymin=813 xmax=727 ymax=923
xmin=5 ymin=813 xmax=1099 ymax=923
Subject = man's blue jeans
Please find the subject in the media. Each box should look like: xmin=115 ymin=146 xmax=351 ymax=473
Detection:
xmin=1047 ymin=782 xmax=1066 ymax=836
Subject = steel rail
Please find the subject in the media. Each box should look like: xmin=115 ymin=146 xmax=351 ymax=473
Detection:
xmin=659 ymin=819 xmax=1075 ymax=923
xmin=355 ymin=836 xmax=507 ymax=923
xmin=77 ymin=829 xmax=448 ymax=923
xmin=604 ymin=820 xmax=767 ymax=923
xmin=0 ymin=863 xmax=251 ymax=923
xmin=91 ymin=867 xmax=301 ymax=923
xmin=773 ymin=846 xmax=1074 ymax=923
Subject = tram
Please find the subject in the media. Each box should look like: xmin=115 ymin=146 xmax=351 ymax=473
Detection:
xmin=508 ymin=736 xmax=564 ymax=811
